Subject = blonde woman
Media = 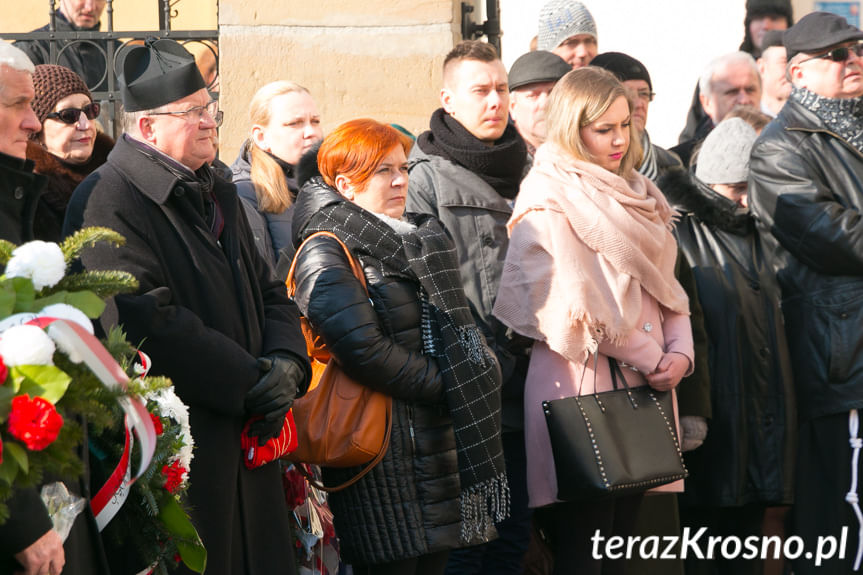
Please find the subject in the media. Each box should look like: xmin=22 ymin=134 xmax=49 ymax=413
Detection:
xmin=231 ymin=81 xmax=323 ymax=267
xmin=493 ymin=67 xmax=694 ymax=574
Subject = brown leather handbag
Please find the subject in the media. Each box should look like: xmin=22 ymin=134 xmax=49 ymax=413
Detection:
xmin=284 ymin=231 xmax=392 ymax=492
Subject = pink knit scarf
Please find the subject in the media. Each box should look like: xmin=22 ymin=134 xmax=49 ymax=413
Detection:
xmin=494 ymin=143 xmax=689 ymax=365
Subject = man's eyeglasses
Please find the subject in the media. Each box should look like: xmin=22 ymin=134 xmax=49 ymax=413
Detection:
xmin=799 ymin=43 xmax=863 ymax=65
xmin=634 ymin=89 xmax=656 ymax=103
xmin=148 ymin=100 xmax=224 ymax=127
xmin=45 ymin=102 xmax=101 ymax=125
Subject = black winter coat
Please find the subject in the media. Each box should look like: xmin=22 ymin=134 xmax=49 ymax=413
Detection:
xmin=663 ymin=169 xmax=796 ymax=507
xmin=63 ymin=135 xmax=311 ymax=575
xmin=291 ymin=181 xmax=468 ymax=565
xmin=15 ymin=13 xmax=116 ymax=92
xmin=231 ymin=140 xmax=298 ymax=270
xmin=749 ymin=98 xmax=863 ymax=423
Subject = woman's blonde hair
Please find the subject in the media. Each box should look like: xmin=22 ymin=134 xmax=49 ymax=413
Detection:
xmin=546 ymin=67 xmax=642 ymax=175
xmin=248 ymin=80 xmax=313 ymax=213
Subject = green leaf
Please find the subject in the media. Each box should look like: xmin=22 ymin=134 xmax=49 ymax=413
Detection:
xmin=31 ymin=292 xmax=69 ymax=310
xmin=0 ymin=454 xmax=19 ymax=485
xmin=0 ymin=385 xmax=12 ymax=420
xmin=62 ymin=291 xmax=106 ymax=319
xmin=3 ymin=442 xmax=28 ymax=475
xmin=0 ymin=280 xmax=15 ymax=317
xmin=12 ymin=365 xmax=72 ymax=404
xmin=11 ymin=277 xmax=35 ymax=313
xmin=158 ymin=496 xmax=207 ymax=573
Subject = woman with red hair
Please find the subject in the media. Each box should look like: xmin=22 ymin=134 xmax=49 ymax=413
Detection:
xmin=290 ymin=119 xmax=508 ymax=575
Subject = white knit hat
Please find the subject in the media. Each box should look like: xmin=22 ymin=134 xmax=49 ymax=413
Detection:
xmin=537 ymin=0 xmax=597 ymax=51
xmin=695 ymin=118 xmax=758 ymax=185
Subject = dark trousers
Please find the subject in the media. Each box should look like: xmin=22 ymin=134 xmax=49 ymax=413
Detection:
xmin=535 ymin=494 xmax=643 ymax=575
xmin=444 ymin=431 xmax=532 ymax=575
xmin=792 ymin=411 xmax=863 ymax=575
xmin=679 ymin=503 xmax=765 ymax=575
xmin=352 ymin=550 xmax=449 ymax=575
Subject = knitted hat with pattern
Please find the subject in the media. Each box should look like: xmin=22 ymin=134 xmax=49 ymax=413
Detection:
xmin=31 ymin=64 xmax=91 ymax=128
xmin=696 ymin=118 xmax=757 ymax=185
xmin=537 ymin=0 xmax=597 ymax=52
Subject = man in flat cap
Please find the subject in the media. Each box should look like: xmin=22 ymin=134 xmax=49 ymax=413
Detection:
xmin=749 ymin=12 xmax=863 ymax=574
xmin=64 ymin=38 xmax=310 ymax=575
xmin=508 ymin=50 xmax=570 ymax=158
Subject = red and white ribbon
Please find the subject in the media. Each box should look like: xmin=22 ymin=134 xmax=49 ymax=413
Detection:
xmin=27 ymin=317 xmax=157 ymax=531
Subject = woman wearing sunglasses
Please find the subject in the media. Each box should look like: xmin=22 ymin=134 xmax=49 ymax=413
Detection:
xmin=26 ymin=64 xmax=113 ymax=241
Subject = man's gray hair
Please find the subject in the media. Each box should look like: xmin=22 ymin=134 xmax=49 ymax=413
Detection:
xmin=699 ymin=51 xmax=760 ymax=97
xmin=121 ymin=104 xmax=168 ymax=134
xmin=0 ymin=40 xmax=35 ymax=74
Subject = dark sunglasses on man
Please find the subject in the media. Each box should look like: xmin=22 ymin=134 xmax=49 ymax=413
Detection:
xmin=800 ymin=42 xmax=863 ymax=65
xmin=45 ymin=102 xmax=101 ymax=125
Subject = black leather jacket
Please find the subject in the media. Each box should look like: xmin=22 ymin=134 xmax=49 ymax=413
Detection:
xmin=750 ymin=97 xmax=863 ymax=423
xmin=663 ymin=169 xmax=796 ymax=506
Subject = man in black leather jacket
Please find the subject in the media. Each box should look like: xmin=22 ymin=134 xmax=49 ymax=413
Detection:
xmin=749 ymin=12 xmax=863 ymax=575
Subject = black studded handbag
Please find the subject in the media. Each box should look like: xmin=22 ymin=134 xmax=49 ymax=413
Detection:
xmin=542 ymin=355 xmax=688 ymax=502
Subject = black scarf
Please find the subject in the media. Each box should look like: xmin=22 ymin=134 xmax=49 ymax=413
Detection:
xmin=417 ymin=108 xmax=526 ymax=199
xmin=791 ymin=86 xmax=863 ymax=154
xmin=302 ymin=183 xmax=509 ymax=541
xmin=126 ymin=135 xmax=222 ymax=237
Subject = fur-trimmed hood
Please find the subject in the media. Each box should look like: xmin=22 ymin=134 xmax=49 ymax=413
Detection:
xmin=658 ymin=166 xmax=753 ymax=235
xmin=26 ymin=131 xmax=114 ymax=241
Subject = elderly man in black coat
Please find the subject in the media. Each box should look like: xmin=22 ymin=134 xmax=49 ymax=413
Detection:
xmin=749 ymin=12 xmax=863 ymax=575
xmin=64 ymin=38 xmax=310 ymax=575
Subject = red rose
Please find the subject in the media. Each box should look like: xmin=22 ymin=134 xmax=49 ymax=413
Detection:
xmin=149 ymin=412 xmax=164 ymax=436
xmin=162 ymin=460 xmax=187 ymax=494
xmin=0 ymin=354 xmax=7 ymax=385
xmin=7 ymin=394 xmax=63 ymax=451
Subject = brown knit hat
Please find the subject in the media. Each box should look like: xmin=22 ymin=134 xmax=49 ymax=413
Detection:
xmin=31 ymin=65 xmax=92 ymax=132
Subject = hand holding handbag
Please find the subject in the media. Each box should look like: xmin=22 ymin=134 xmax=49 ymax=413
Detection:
xmin=542 ymin=355 xmax=687 ymax=501
xmin=283 ymin=231 xmax=392 ymax=492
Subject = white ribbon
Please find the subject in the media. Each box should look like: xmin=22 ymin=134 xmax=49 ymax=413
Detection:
xmin=29 ymin=317 xmax=156 ymax=531
xmin=846 ymin=409 xmax=863 ymax=571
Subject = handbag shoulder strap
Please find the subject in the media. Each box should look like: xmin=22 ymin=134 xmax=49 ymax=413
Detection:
xmin=286 ymin=230 xmax=368 ymax=298
xmin=607 ymin=356 xmax=632 ymax=392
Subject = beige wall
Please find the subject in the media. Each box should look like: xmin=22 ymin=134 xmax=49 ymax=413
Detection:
xmin=218 ymin=0 xmax=472 ymax=161
xmin=1 ymin=1 xmax=216 ymax=33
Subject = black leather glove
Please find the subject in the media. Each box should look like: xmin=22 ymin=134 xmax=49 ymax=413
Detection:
xmin=244 ymin=354 xmax=305 ymax=444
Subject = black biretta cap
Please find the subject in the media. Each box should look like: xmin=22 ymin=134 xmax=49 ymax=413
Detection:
xmin=508 ymin=50 xmax=571 ymax=92
xmin=118 ymin=37 xmax=206 ymax=112
xmin=785 ymin=11 xmax=863 ymax=59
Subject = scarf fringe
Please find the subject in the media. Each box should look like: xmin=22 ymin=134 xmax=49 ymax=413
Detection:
xmin=459 ymin=472 xmax=511 ymax=544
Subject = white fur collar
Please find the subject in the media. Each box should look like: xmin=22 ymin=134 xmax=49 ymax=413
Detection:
xmin=373 ymin=212 xmax=416 ymax=235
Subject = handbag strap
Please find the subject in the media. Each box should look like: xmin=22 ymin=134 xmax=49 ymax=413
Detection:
xmin=297 ymin=408 xmax=393 ymax=493
xmin=286 ymin=231 xmax=369 ymax=298
xmin=608 ymin=356 xmax=640 ymax=408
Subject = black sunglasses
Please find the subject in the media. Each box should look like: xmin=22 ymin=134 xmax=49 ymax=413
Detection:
xmin=45 ymin=102 xmax=101 ymax=125
xmin=800 ymin=43 xmax=863 ymax=65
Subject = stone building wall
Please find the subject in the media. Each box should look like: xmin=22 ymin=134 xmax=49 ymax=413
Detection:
xmin=218 ymin=0 xmax=473 ymax=160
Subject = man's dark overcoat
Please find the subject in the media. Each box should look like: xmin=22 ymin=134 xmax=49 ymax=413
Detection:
xmin=64 ymin=135 xmax=310 ymax=575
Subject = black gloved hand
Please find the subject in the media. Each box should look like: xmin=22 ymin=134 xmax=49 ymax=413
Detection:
xmin=244 ymin=354 xmax=305 ymax=444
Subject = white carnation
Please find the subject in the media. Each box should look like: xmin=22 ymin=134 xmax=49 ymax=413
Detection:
xmin=0 ymin=324 xmax=56 ymax=366
xmin=39 ymin=304 xmax=94 ymax=333
xmin=5 ymin=241 xmax=66 ymax=290
xmin=146 ymin=386 xmax=194 ymax=472
xmin=36 ymin=305 xmax=94 ymax=364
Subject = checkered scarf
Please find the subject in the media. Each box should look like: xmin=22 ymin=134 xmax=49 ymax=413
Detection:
xmin=302 ymin=185 xmax=509 ymax=541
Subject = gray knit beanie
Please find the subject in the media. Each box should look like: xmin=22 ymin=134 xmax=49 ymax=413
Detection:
xmin=537 ymin=0 xmax=597 ymax=51
xmin=696 ymin=118 xmax=758 ymax=184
